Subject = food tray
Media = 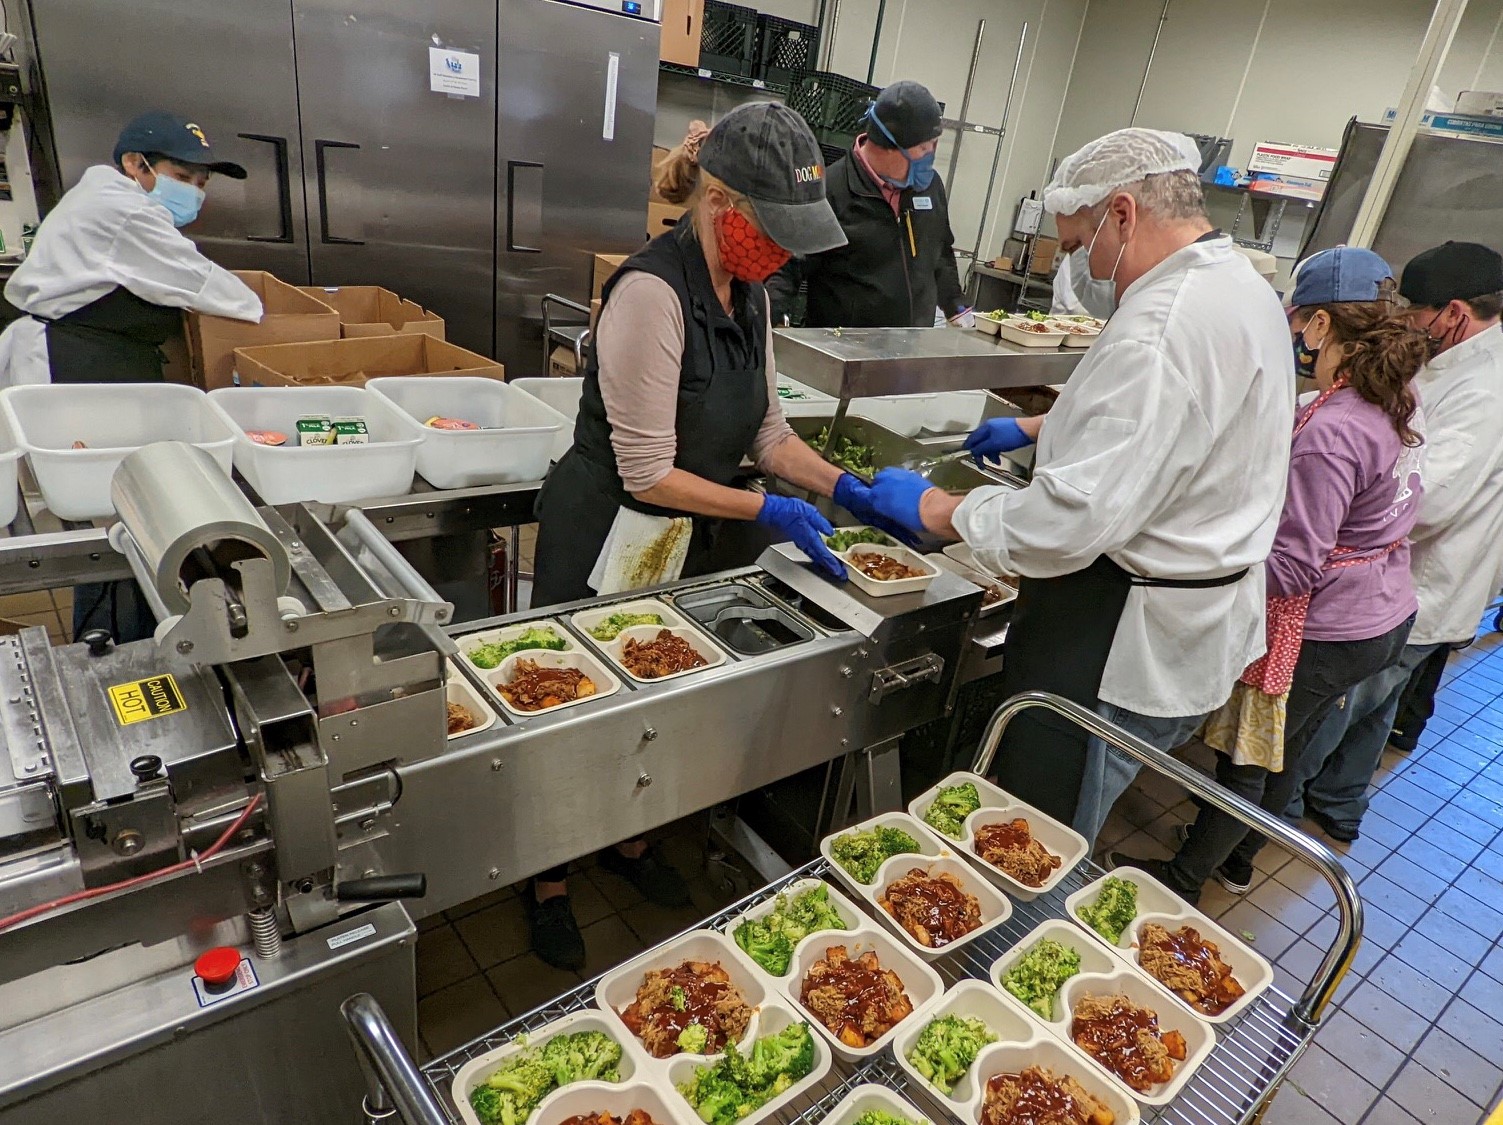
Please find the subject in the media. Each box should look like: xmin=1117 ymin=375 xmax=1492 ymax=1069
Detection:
xmin=595 ymin=929 xmax=769 ymax=1072
xmin=446 ymin=662 xmax=498 ymax=741
xmin=725 ymin=877 xmax=864 ymax=983
xmin=820 ymin=811 xmax=946 ymax=895
xmin=600 ymin=624 xmax=728 ymax=685
xmin=861 ymin=855 xmax=1012 ymax=961
xmin=483 ymin=648 xmax=621 ymax=720
xmin=1065 ymin=868 xmax=1275 ymax=1025
xmin=664 ymin=1000 xmax=834 ymax=1125
xmin=0 ymin=408 xmax=22 ymax=528
xmin=891 ymin=979 xmax=1037 ymax=1107
xmin=907 ymin=772 xmax=1089 ymax=900
xmin=819 ymin=1083 xmax=934 ymax=1125
xmin=1053 ymin=968 xmax=1216 ymax=1106
xmin=366 ymin=375 xmax=567 ymax=488
xmin=927 ymin=554 xmax=1016 ymax=612
xmin=994 ymin=321 xmax=1066 ymax=349
xmin=975 ymin=313 xmax=1005 ymax=337
xmin=534 ymin=1080 xmax=702 ymax=1125
xmin=1044 ymin=319 xmax=1102 ymax=349
xmin=840 ymin=544 xmax=939 ymax=598
xmin=570 ymin=598 xmax=690 ymax=645
xmin=2 ymin=383 xmax=236 ymax=520
xmin=448 ymin=1009 xmax=645 ymax=1125
xmin=207 ymin=386 xmax=419 ymax=505
xmin=988 ymin=918 xmax=1127 ymax=1026
xmin=783 ymin=922 xmax=943 ymax=1061
xmin=964 ymin=1034 xmax=1142 ymax=1125
xmin=455 ymin=618 xmax=580 ymax=672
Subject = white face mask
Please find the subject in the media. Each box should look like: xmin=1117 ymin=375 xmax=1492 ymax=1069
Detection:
xmin=1082 ymin=207 xmax=1129 ymax=315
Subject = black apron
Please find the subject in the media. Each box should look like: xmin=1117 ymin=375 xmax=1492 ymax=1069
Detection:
xmin=531 ymin=224 xmax=772 ymax=608
xmin=994 ymin=555 xmax=1248 ymax=823
xmin=39 ymin=286 xmax=182 ymax=384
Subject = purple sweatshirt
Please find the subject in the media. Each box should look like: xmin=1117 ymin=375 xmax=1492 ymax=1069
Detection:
xmin=1266 ymin=388 xmax=1423 ymax=642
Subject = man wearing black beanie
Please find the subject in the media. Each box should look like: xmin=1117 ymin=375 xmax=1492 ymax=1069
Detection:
xmin=767 ymin=80 xmax=971 ymax=329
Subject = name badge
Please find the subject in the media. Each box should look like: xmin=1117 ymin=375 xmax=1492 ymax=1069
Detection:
xmin=912 ymin=196 xmax=934 ymax=211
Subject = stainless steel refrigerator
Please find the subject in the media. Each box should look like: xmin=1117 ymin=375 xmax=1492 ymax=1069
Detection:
xmin=21 ymin=0 xmax=661 ymax=369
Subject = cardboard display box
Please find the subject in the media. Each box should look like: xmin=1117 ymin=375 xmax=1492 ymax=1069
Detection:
xmin=1027 ymin=236 xmax=1060 ymax=276
xmin=188 ymin=271 xmax=341 ymax=390
xmin=233 ymin=334 xmax=504 ymax=389
xmin=660 ymin=0 xmax=704 ymax=67
xmin=648 ymin=202 xmax=686 ymax=238
xmin=593 ymin=254 xmax=628 ymax=300
xmin=550 ymin=345 xmax=582 ymax=378
xmin=299 ymin=285 xmax=446 ymax=340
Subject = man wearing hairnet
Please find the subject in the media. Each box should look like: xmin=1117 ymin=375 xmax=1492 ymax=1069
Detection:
xmin=863 ymin=129 xmax=1294 ymax=842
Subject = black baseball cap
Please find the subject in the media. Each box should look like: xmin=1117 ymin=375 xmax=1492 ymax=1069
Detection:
xmin=697 ymin=102 xmax=846 ymax=256
xmin=1400 ymin=241 xmax=1503 ymax=307
xmin=866 ymin=80 xmax=943 ymax=150
xmin=113 ymin=111 xmax=247 ymax=179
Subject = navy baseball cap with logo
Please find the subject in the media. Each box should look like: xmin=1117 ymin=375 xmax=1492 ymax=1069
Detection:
xmin=113 ymin=111 xmax=247 ymax=179
xmin=697 ymin=102 xmax=847 ymax=257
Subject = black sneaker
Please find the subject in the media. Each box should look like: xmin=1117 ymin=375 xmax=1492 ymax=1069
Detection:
xmin=1307 ymin=808 xmax=1359 ymax=843
xmin=529 ymin=894 xmax=586 ymax=971
xmin=1106 ymin=853 xmax=1200 ymax=907
xmin=1172 ymin=823 xmax=1252 ymax=895
xmin=598 ymin=846 xmax=692 ymax=908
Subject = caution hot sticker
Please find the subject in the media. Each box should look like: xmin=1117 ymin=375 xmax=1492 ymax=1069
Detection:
xmin=108 ymin=674 xmax=188 ymax=726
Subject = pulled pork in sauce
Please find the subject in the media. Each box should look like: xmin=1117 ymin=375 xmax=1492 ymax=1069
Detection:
xmin=879 ymin=867 xmax=982 ymax=949
xmin=1138 ymin=922 xmax=1246 ymax=1016
xmin=499 ymin=659 xmax=597 ymax=711
xmin=559 ymin=1112 xmax=661 ymax=1125
xmin=851 ymin=553 xmax=926 ymax=582
xmin=621 ymin=629 xmax=708 ymax=679
xmin=1070 ymin=993 xmax=1187 ymax=1092
xmin=446 ymin=700 xmax=477 ymax=734
xmin=799 ymin=944 xmax=913 ymax=1048
xmin=973 ymin=818 xmax=1062 ymax=888
xmin=981 ymin=1066 xmax=1114 ymax=1125
xmin=616 ymin=960 xmax=752 ymax=1059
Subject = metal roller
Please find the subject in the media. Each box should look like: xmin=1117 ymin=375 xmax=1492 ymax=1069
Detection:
xmin=110 ymin=442 xmax=291 ymax=614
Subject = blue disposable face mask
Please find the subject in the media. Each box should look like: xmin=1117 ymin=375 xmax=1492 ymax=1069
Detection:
xmin=867 ymin=109 xmax=937 ymax=191
xmin=1079 ymin=210 xmax=1127 ymax=316
xmin=142 ymin=160 xmax=206 ymax=227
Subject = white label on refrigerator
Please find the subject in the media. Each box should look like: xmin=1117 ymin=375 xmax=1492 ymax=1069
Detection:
xmin=603 ymin=52 xmax=621 ymax=141
xmin=429 ymin=47 xmax=481 ymax=98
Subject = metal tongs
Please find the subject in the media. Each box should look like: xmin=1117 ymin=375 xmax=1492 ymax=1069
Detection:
xmin=897 ymin=448 xmax=972 ymax=477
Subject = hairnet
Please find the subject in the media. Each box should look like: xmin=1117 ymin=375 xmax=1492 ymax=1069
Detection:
xmin=1043 ymin=128 xmax=1203 ymax=215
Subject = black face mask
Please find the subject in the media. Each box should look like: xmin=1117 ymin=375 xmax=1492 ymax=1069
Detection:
xmin=1423 ymin=307 xmax=1466 ymax=357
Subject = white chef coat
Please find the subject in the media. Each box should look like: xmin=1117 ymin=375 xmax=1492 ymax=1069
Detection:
xmin=0 ymin=165 xmax=261 ymax=387
xmin=956 ymin=235 xmax=1294 ymax=718
xmin=1405 ymin=326 xmax=1503 ymax=646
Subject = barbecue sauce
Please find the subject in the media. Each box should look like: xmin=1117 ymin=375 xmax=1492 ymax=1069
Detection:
xmin=883 ymin=869 xmax=978 ymax=947
xmin=1144 ymin=925 xmax=1238 ymax=1015
xmin=982 ymin=1069 xmax=1089 ymax=1125
xmin=620 ymin=964 xmax=737 ymax=1057
xmin=1071 ymin=997 xmax=1165 ymax=1091
xmin=800 ymin=954 xmax=898 ymax=1042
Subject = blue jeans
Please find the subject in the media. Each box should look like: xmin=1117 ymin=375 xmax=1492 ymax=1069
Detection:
xmin=1074 ymin=703 xmax=1208 ymax=845
xmin=1294 ymin=642 xmax=1443 ymax=828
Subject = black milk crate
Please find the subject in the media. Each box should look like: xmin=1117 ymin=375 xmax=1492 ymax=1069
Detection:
xmin=787 ymin=71 xmax=879 ymax=142
xmin=701 ymin=1 xmax=759 ymax=77
xmin=755 ymin=14 xmax=820 ymax=84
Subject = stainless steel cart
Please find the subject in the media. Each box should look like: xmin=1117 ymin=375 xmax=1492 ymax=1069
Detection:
xmin=345 ymin=691 xmax=1363 ymax=1125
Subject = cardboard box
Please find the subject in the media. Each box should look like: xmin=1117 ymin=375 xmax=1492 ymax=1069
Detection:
xmin=549 ymin=346 xmax=580 ymax=378
xmin=232 ymin=334 xmax=504 ymax=389
xmin=650 ymin=145 xmax=673 ymax=204
xmin=1027 ymin=236 xmax=1059 ymax=276
xmin=593 ymin=254 xmax=628 ymax=300
xmin=591 ymin=298 xmax=602 ymax=332
xmin=1248 ymin=141 xmax=1338 ymax=183
xmin=188 ymin=272 xmax=341 ymax=390
xmin=660 ymin=0 xmax=704 ymax=67
xmin=299 ymin=285 xmax=445 ymax=340
xmin=648 ymin=202 xmax=686 ymax=238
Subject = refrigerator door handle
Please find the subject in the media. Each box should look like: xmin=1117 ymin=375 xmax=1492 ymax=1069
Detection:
xmin=315 ymin=139 xmax=365 ymax=245
xmin=238 ymin=133 xmax=295 ymax=243
xmin=505 ymin=160 xmax=544 ymax=253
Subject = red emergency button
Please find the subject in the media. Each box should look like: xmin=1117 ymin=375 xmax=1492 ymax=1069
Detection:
xmin=195 ymin=946 xmax=241 ymax=987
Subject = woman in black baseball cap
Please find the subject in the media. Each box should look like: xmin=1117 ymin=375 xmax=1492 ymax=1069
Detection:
xmin=526 ymin=103 xmax=907 ymax=969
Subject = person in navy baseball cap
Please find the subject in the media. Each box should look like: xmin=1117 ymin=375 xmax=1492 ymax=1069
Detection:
xmin=1289 ymin=246 xmax=1400 ymax=308
xmin=113 ymin=111 xmax=247 ymax=181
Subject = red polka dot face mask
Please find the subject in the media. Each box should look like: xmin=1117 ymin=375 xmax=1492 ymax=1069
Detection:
xmin=714 ymin=207 xmax=791 ymax=283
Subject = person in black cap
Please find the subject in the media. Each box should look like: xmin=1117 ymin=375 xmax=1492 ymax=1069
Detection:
xmin=767 ymin=79 xmax=970 ymax=329
xmin=529 ymin=102 xmax=908 ymax=969
xmin=0 ymin=111 xmax=262 ymax=642
xmin=1288 ymin=240 xmax=1503 ymax=843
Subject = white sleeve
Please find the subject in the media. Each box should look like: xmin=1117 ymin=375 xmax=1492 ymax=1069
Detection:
xmin=954 ymin=340 xmax=1208 ymax=577
xmin=108 ymin=209 xmax=263 ymax=322
xmin=1050 ymin=249 xmax=1089 ymax=316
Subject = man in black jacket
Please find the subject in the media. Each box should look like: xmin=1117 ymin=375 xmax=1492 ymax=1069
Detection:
xmin=767 ymin=80 xmax=970 ymax=329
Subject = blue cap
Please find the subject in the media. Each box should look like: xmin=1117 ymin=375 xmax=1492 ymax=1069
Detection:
xmin=1289 ymin=247 xmax=1394 ymax=307
xmin=113 ymin=112 xmax=247 ymax=179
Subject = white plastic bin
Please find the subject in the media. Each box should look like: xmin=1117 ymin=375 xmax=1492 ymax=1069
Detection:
xmin=0 ymin=407 xmax=22 ymax=528
xmin=366 ymin=376 xmax=567 ymax=488
xmin=207 ymin=386 xmax=419 ymax=505
xmin=512 ymin=377 xmax=582 ymax=462
xmin=0 ymin=384 xmax=234 ymax=520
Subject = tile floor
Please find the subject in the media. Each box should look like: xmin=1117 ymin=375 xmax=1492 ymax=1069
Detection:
xmin=0 ymin=586 xmax=74 ymax=646
xmin=415 ymin=624 xmax=1503 ymax=1125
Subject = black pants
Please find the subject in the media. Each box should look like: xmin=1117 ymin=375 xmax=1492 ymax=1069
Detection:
xmin=1388 ymin=643 xmax=1453 ymax=751
xmin=1165 ymin=614 xmax=1414 ymax=893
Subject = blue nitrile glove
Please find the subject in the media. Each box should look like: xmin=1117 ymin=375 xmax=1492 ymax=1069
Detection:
xmin=756 ymin=494 xmax=846 ymax=581
xmin=832 ymin=473 xmax=922 ymax=547
xmin=963 ymin=417 xmax=1034 ymax=465
xmin=868 ymin=468 xmax=939 ymax=534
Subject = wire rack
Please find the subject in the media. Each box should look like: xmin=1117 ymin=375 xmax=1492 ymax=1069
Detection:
xmin=422 ymin=858 xmax=1314 ymax=1125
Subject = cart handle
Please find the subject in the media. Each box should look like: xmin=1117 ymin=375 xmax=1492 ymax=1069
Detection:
xmin=342 ymin=993 xmax=450 ymax=1125
xmin=972 ymin=690 xmax=1361 ymax=1025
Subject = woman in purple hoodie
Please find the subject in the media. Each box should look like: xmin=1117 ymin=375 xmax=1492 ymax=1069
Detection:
xmin=1114 ymin=247 xmax=1428 ymax=904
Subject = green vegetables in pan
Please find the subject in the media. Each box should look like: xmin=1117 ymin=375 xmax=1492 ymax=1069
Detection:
xmin=1075 ymin=875 xmax=1139 ymax=944
xmin=1000 ymin=937 xmax=1083 ymax=1020
xmin=465 ymin=626 xmax=568 ymax=670
xmin=732 ymin=883 xmax=849 ymax=975
xmin=468 ymin=1030 xmax=623 ymax=1125
xmin=921 ymin=782 xmax=982 ymax=839
xmin=808 ymin=428 xmax=877 ymax=478
xmin=905 ymin=1015 xmax=998 ymax=1095
xmin=829 ymin=824 xmax=922 ymax=884
xmin=825 ymin=527 xmax=896 ymax=553
xmin=677 ymin=1023 xmax=817 ymax=1125
xmin=589 ymin=611 xmax=665 ymax=642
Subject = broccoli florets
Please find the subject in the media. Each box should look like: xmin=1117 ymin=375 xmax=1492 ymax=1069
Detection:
xmin=468 ymin=1085 xmax=507 ymax=1125
xmin=465 ymin=626 xmax=567 ymax=669
xmin=1001 ymin=938 xmax=1083 ymax=1020
xmin=589 ymin=612 xmax=665 ymax=642
xmin=905 ymin=1015 xmax=997 ymax=1096
xmin=733 ymin=920 xmax=796 ymax=976
xmin=1075 ymin=876 xmax=1139 ymax=944
xmin=830 ymin=824 xmax=922 ymax=884
xmin=678 ymin=1024 xmax=816 ymax=1125
xmin=853 ymin=1112 xmax=921 ymax=1125
xmin=671 ymin=985 xmax=689 ymax=1011
xmin=733 ymin=884 xmax=847 ymax=975
xmin=748 ymin=1021 xmax=815 ymax=1083
xmin=922 ymin=782 xmax=982 ymax=839
xmin=472 ymin=1030 xmax=622 ymax=1125
xmin=678 ymin=1022 xmax=710 ymax=1054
